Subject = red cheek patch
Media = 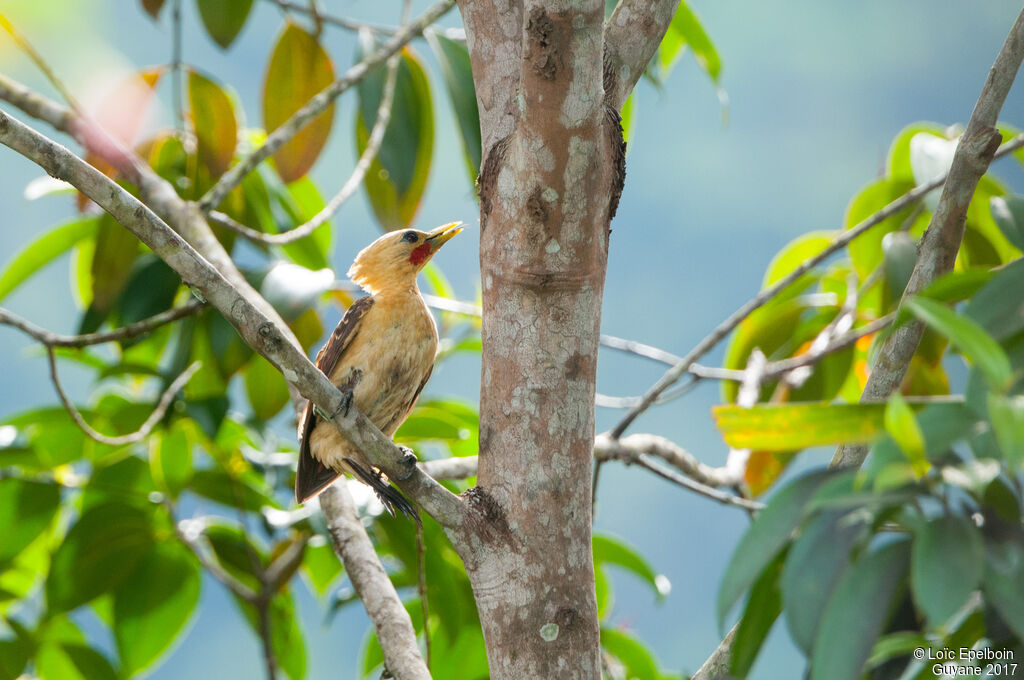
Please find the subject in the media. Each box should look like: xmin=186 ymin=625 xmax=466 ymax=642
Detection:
xmin=409 ymin=243 xmax=432 ymax=266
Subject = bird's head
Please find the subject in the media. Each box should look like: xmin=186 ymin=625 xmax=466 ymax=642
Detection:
xmin=347 ymin=222 xmax=463 ymax=295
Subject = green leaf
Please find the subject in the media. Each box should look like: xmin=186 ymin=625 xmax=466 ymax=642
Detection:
xmin=990 ymin=195 xmax=1024 ymax=250
xmin=620 ymin=90 xmax=636 ymax=148
xmin=425 ymin=31 xmax=481 ymax=185
xmin=882 ymin=231 xmax=917 ymax=302
xmin=595 ymin=565 xmax=611 ymax=619
xmin=46 ymin=502 xmax=154 ymax=613
xmin=713 ymin=402 xmax=891 ymax=451
xmin=244 ymin=355 xmax=290 ymax=421
xmin=844 ymin=178 xmax=917 ymax=280
xmin=0 ymin=478 xmax=60 ymax=565
xmin=984 ymin=535 xmax=1024 ymax=639
xmin=264 ymin=22 xmax=336 ymax=183
xmin=905 ymin=296 xmax=1012 ymax=390
xmin=274 ymin=175 xmax=332 ymax=270
xmin=90 ymin=214 xmax=139 ymax=316
xmin=600 ymin=627 xmax=664 ymax=680
xmin=986 ymin=394 xmax=1024 ymax=470
xmin=36 ymin=642 xmax=117 ymax=680
xmin=965 ymin=257 xmax=1024 ymax=342
xmin=810 ymin=539 xmax=910 ymax=680
xmin=762 ymin=230 xmax=836 ymax=288
xmin=0 ymin=639 xmax=28 ymax=680
xmin=189 ymin=69 xmax=238 ymax=179
xmin=302 ymin=539 xmax=342 ymax=596
xmin=113 ymin=541 xmax=200 ymax=675
xmin=781 ymin=510 xmax=866 ymax=653
xmin=731 ymin=552 xmax=783 ymax=678
xmin=658 ymin=1 xmax=721 ymax=82
xmin=356 ymin=37 xmax=434 ymax=229
xmin=593 ymin=533 xmax=668 ymax=601
xmin=911 ymin=515 xmax=984 ymax=628
xmin=866 ymin=631 xmax=928 ymax=671
xmin=115 ymin=256 xmax=181 ymax=328
xmin=189 ymin=468 xmax=279 ymax=513
xmin=884 ymin=393 xmax=928 ymax=476
xmin=718 ymin=469 xmax=831 ymax=626
xmin=196 ymin=0 xmax=254 ymax=49
xmin=721 ymin=299 xmax=806 ymax=402
xmin=203 ymin=522 xmax=264 ymax=592
xmin=149 ymin=424 xmax=193 ymax=498
xmin=271 ymin=592 xmax=306 ymax=680
xmin=0 ymin=216 xmax=98 ymax=303
xmin=885 ymin=122 xmax=947 ymax=184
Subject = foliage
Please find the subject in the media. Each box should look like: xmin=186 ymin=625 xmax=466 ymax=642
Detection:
xmin=713 ymin=123 xmax=1024 ymax=677
xmin=0 ymin=0 xmax=721 ymax=677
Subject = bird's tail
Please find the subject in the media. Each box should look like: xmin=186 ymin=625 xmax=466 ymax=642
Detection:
xmin=344 ymin=458 xmax=420 ymax=523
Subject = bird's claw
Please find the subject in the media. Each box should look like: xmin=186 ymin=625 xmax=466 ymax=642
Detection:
xmin=396 ymin=446 xmax=417 ymax=480
xmin=321 ymin=388 xmax=354 ymax=422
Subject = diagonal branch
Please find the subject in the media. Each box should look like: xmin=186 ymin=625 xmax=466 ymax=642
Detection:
xmin=0 ymin=300 xmax=204 ymax=348
xmin=603 ymin=0 xmax=681 ymax=109
xmin=206 ymin=42 xmax=403 ymax=246
xmin=320 ymin=484 xmax=431 ymax=680
xmin=0 ymin=108 xmax=467 ymax=530
xmin=832 ymin=7 xmax=1024 ymax=469
xmin=197 ymin=0 xmax=456 ymax=212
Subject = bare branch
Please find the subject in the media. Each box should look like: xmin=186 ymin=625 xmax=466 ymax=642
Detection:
xmin=263 ymin=0 xmax=466 ymax=39
xmin=197 ymin=0 xmax=456 ymax=212
xmin=418 ymin=455 xmax=478 ymax=480
xmin=0 ymin=108 xmax=466 ymax=528
xmin=832 ymin=8 xmax=1024 ymax=469
xmin=47 ymin=348 xmax=200 ymax=447
xmin=206 ymin=42 xmax=403 ymax=246
xmin=603 ymin=0 xmax=680 ymax=109
xmin=175 ymin=517 xmax=259 ymax=603
xmin=0 ymin=300 xmax=204 ymax=348
xmin=609 ymin=133 xmax=1024 ymax=439
xmin=320 ymin=484 xmax=431 ymax=680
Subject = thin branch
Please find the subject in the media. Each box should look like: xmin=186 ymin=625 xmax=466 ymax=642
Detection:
xmin=197 ymin=0 xmax=456 ymax=212
xmin=263 ymin=0 xmax=465 ymax=39
xmin=0 ymin=107 xmax=466 ymax=528
xmin=595 ymin=433 xmax=742 ymax=488
xmin=0 ymin=300 xmax=204 ymax=348
xmin=418 ymin=455 xmax=478 ymax=480
xmin=206 ymin=38 xmax=403 ymax=246
xmin=175 ymin=517 xmax=260 ymax=603
xmin=832 ymin=7 xmax=1024 ymax=469
xmin=261 ymin=533 xmax=310 ymax=597
xmin=609 ymin=133 xmax=1024 ymax=439
xmin=171 ymin=0 xmax=184 ymax=131
xmin=47 ymin=348 xmax=200 ymax=446
xmin=320 ymin=484 xmax=431 ymax=680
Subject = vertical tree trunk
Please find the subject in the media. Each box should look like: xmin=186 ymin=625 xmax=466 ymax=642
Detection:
xmin=451 ymin=0 xmax=625 ymax=676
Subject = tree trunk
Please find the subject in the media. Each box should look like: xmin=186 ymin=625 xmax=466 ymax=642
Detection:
xmin=451 ymin=0 xmax=625 ymax=676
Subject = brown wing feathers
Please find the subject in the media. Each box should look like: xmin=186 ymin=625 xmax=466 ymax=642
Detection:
xmin=295 ymin=297 xmax=374 ymax=503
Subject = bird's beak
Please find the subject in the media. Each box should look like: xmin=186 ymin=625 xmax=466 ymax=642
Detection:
xmin=424 ymin=222 xmax=463 ymax=250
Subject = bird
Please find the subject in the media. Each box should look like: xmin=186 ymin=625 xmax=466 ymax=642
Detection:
xmin=295 ymin=222 xmax=463 ymax=518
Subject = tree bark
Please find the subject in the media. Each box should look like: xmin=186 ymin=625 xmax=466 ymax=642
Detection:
xmin=452 ymin=0 xmax=625 ymax=676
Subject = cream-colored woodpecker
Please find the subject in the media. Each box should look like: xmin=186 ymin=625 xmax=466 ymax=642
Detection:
xmin=295 ymin=222 xmax=462 ymax=517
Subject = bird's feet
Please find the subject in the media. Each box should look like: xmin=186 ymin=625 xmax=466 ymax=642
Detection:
xmin=317 ymin=387 xmax=354 ymax=422
xmin=395 ymin=445 xmax=417 ymax=480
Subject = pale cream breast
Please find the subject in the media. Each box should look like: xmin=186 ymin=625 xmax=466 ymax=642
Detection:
xmin=312 ymin=290 xmax=438 ymax=470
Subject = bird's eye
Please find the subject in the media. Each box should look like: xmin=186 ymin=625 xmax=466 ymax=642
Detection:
xmin=402 ymin=231 xmax=418 ymax=243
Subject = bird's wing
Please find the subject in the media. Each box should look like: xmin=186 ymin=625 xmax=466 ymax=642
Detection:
xmin=296 ymin=295 xmax=375 ymax=503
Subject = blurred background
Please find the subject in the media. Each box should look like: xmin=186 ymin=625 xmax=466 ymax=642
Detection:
xmin=1 ymin=0 xmax=1023 ymax=677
